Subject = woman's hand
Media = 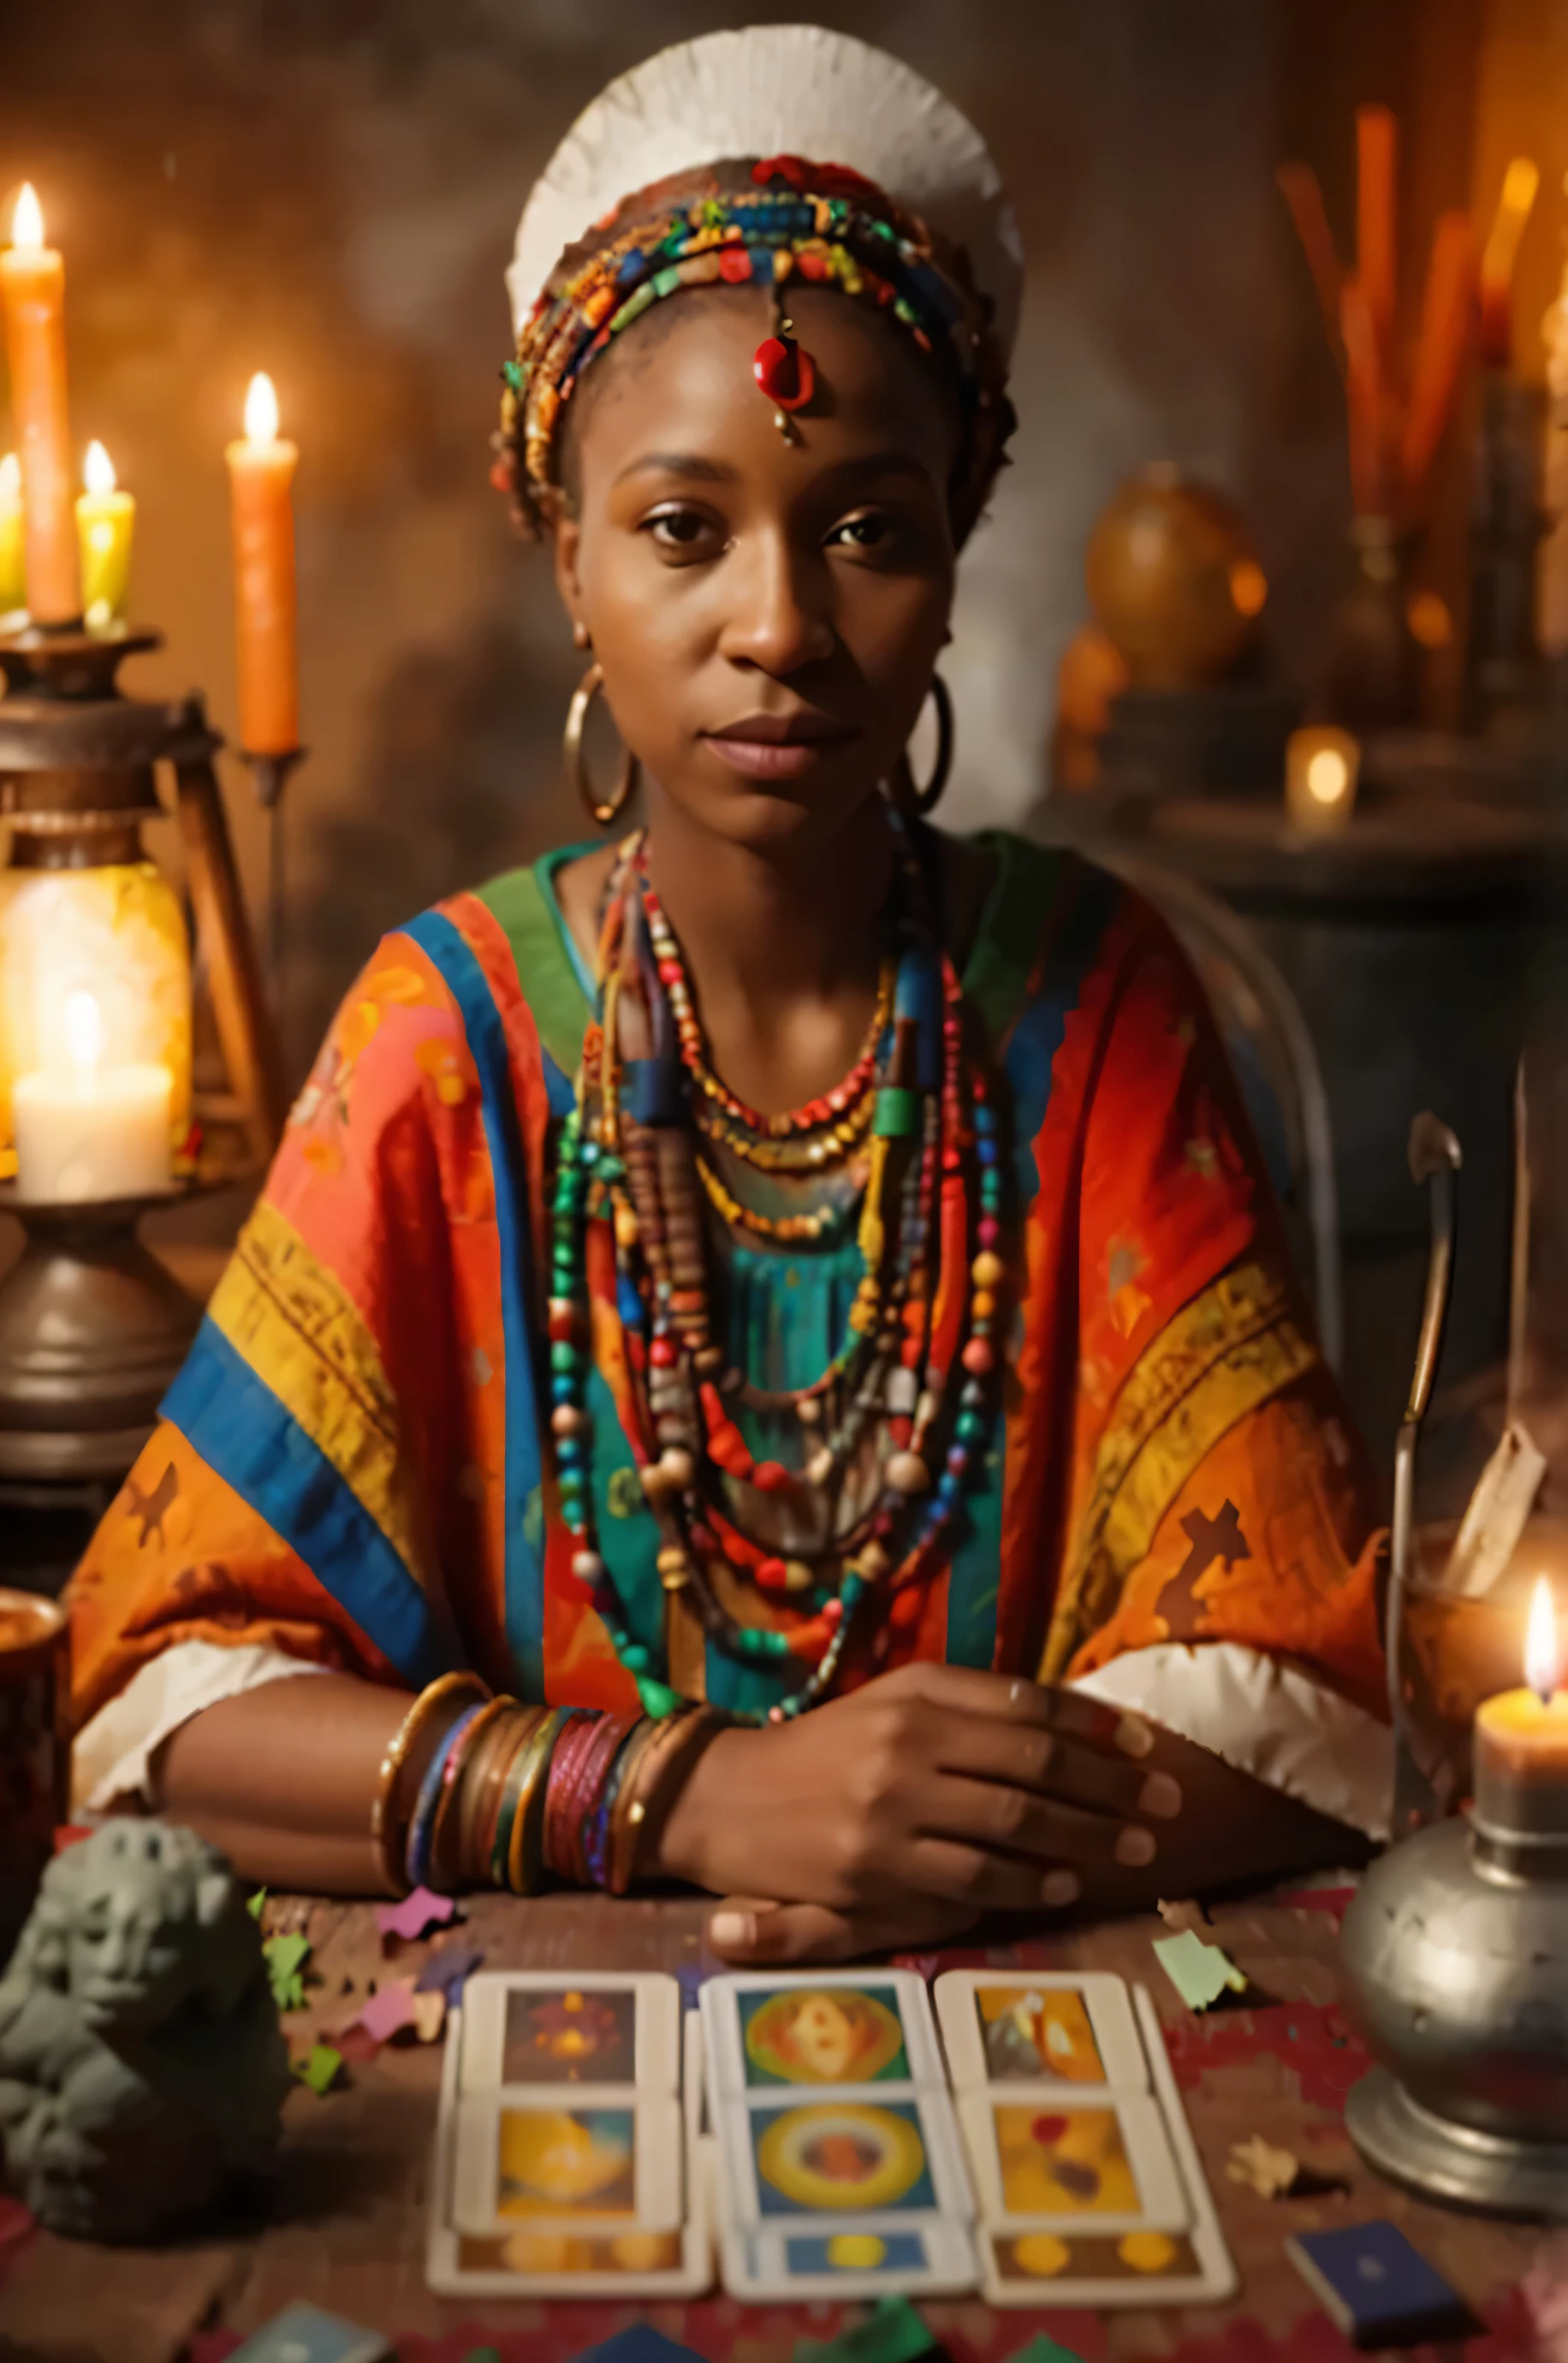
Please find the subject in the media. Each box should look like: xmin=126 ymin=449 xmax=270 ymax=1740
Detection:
xmin=656 ymin=1661 xmax=1179 ymax=1923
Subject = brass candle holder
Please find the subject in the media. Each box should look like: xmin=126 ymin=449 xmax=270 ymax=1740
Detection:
xmin=0 ymin=621 xmax=282 ymax=1482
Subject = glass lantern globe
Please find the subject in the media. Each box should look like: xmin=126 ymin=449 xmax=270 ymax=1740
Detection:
xmin=0 ymin=852 xmax=192 ymax=1189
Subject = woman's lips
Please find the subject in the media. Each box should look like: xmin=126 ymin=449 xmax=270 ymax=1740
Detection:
xmin=701 ymin=723 xmax=858 ymax=781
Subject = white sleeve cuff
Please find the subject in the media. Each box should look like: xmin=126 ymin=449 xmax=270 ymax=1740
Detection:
xmin=1069 ymin=1640 xmax=1392 ymax=1841
xmin=72 ymin=1639 xmax=333 ymax=1815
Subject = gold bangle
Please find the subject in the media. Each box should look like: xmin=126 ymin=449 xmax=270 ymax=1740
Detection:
xmin=370 ymin=1670 xmax=490 ymax=1895
xmin=431 ymin=1693 xmax=519 ymax=1894
xmin=609 ymin=1707 xmax=724 ymax=1895
xmin=508 ymin=1706 xmax=571 ymax=1896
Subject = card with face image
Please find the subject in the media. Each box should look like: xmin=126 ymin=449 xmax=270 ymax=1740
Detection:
xmin=716 ymin=2088 xmax=971 ymax=2230
xmin=954 ymin=2086 xmax=1186 ymax=2235
xmin=457 ymin=1971 xmax=679 ymax=2097
xmin=935 ymin=1970 xmax=1146 ymax=2092
xmin=701 ymin=1968 xmax=944 ymax=2098
xmin=448 ymin=2088 xmax=684 ymax=2237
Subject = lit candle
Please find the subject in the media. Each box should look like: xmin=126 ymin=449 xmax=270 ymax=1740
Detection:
xmin=1285 ymin=725 xmax=1361 ymax=834
xmin=0 ymin=454 xmax=24 ymax=618
xmin=1472 ymin=1578 xmax=1568 ymax=1840
xmin=226 ymin=372 xmax=299 ymax=754
xmin=0 ymin=186 xmax=80 ymax=626
xmin=1478 ymin=156 xmax=1539 ymax=372
xmin=75 ymin=440 xmax=134 ymax=631
xmin=12 ymin=989 xmax=171 ymax=1204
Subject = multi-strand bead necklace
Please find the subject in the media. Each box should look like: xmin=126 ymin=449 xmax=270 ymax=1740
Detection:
xmin=547 ymin=825 xmax=1006 ymax=1724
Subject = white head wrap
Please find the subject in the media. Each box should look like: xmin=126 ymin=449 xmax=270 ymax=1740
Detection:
xmin=508 ymin=24 xmax=1023 ymax=356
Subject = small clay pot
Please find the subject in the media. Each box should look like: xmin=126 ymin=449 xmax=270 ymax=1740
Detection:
xmin=1085 ymin=463 xmax=1265 ymax=690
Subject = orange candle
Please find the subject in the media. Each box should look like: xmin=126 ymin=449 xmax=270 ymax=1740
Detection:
xmin=0 ymin=186 xmax=80 ymax=625
xmin=226 ymin=372 xmax=299 ymax=753
xmin=1478 ymin=157 xmax=1539 ymax=372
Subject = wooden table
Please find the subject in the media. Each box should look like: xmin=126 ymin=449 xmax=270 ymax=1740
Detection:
xmin=3 ymin=1884 xmax=1554 ymax=2363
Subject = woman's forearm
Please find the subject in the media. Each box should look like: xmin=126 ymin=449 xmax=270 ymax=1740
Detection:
xmin=156 ymin=1673 xmax=412 ymax=1894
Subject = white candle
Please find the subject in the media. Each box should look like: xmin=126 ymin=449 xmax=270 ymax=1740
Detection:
xmin=12 ymin=989 xmax=171 ymax=1203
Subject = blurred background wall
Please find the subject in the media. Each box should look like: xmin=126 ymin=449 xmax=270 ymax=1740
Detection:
xmin=1 ymin=0 xmax=1506 ymax=1071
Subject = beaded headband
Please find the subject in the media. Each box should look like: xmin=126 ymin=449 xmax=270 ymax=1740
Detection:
xmin=492 ymin=155 xmax=1014 ymax=543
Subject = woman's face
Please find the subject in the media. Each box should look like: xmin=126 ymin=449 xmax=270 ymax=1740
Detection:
xmin=553 ymin=284 xmax=959 ymax=852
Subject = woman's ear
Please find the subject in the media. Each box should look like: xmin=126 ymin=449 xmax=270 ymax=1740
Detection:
xmin=554 ymin=515 xmax=585 ymax=645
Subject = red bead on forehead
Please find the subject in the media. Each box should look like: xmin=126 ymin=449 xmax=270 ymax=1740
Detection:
xmin=752 ymin=334 xmax=815 ymax=413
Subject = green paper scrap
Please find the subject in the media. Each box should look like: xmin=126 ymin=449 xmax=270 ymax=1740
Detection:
xmin=246 ymin=1886 xmax=267 ymax=1921
xmin=264 ymin=1930 xmax=312 ymax=2014
xmin=1001 ymin=2340 xmax=1087 ymax=2363
xmin=793 ymin=2296 xmax=937 ymax=2363
xmin=460 ymin=2350 xmax=502 ymax=2363
xmin=294 ymin=2043 xmax=342 ymax=2096
xmin=1153 ymin=1928 xmax=1248 ymax=2010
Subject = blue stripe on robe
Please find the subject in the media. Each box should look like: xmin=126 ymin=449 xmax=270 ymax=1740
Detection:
xmin=162 ymin=1318 xmax=461 ymax=1687
xmin=941 ymin=863 xmax=1123 ymax=1675
xmin=403 ymin=908 xmax=549 ymax=1700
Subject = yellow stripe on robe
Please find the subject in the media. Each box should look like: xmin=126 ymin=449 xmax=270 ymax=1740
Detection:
xmin=206 ymin=1198 xmax=433 ymax=1591
xmin=1039 ymin=1261 xmax=1319 ymax=1680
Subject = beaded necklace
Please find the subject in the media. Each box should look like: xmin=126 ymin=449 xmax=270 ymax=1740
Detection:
xmin=547 ymin=824 xmax=1007 ymax=1724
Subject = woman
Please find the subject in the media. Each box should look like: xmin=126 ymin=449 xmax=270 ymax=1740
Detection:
xmin=67 ymin=27 xmax=1388 ymax=1965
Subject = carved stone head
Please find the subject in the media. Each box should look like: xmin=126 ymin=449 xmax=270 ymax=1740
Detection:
xmin=15 ymin=1820 xmax=252 ymax=2035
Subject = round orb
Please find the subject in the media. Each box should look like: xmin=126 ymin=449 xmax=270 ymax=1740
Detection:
xmin=885 ymin=1450 xmax=930 ymax=1496
xmin=1011 ymin=2232 xmax=1072 ymax=2277
xmin=1085 ymin=463 xmax=1264 ymax=689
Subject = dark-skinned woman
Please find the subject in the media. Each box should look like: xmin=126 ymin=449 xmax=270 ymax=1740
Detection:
xmin=65 ymin=27 xmax=1389 ymax=1966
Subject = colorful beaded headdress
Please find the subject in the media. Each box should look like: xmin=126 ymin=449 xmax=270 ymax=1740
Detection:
xmin=494 ymin=26 xmax=1024 ymax=542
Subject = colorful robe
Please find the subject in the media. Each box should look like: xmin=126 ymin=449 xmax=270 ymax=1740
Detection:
xmin=67 ymin=836 xmax=1387 ymax=1818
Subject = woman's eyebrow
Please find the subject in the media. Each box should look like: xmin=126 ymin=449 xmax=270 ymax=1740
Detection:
xmin=612 ymin=451 xmax=735 ymax=487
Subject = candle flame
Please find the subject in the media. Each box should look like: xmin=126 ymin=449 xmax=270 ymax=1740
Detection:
xmin=11 ymin=183 xmax=43 ymax=253
xmin=63 ymin=989 xmax=104 ymax=1080
xmin=82 ymin=440 xmax=116 ymax=497
xmin=244 ymin=372 xmax=279 ymax=447
xmin=1526 ymin=1575 xmax=1560 ymax=1703
xmin=0 ymin=453 xmax=17 ymax=506
xmin=1306 ymin=748 xmax=1350 ymax=805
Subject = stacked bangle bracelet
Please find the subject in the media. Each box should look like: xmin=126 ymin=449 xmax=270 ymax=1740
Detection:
xmin=369 ymin=1675 xmax=724 ymax=1901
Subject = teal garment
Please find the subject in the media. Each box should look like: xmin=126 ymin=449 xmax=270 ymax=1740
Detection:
xmin=514 ymin=838 xmax=1045 ymax=1716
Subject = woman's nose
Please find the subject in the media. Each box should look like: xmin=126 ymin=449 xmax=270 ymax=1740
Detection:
xmin=716 ymin=536 xmax=835 ymax=674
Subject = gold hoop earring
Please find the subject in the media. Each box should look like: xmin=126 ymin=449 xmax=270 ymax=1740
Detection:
xmin=564 ymin=661 xmax=638 ymax=828
xmin=892 ymin=675 xmax=953 ymax=818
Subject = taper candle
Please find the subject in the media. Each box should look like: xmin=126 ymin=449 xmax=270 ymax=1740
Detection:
xmin=0 ymin=187 xmax=80 ymax=625
xmin=0 ymin=455 xmax=24 ymax=617
xmin=75 ymin=441 xmax=134 ymax=629
xmin=226 ymin=372 xmax=298 ymax=754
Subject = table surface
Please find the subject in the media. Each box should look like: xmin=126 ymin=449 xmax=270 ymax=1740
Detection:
xmin=3 ymin=1883 xmax=1556 ymax=2363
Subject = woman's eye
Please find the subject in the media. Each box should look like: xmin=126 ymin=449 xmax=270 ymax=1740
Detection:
xmin=829 ymin=512 xmax=894 ymax=553
xmin=643 ymin=506 xmax=719 ymax=553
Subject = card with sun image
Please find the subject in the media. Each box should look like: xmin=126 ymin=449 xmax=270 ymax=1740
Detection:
xmin=954 ymin=2088 xmax=1186 ymax=2235
xmin=457 ymin=1971 xmax=679 ymax=2098
xmin=448 ymin=2089 xmax=684 ymax=2237
xmin=701 ymin=1967 xmax=942 ymax=2097
xmin=718 ymin=2090 xmax=971 ymax=2230
xmin=427 ymin=2003 xmax=713 ymax=2297
xmin=934 ymin=1970 xmax=1145 ymax=2091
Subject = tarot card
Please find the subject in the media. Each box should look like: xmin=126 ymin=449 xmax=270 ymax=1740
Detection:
xmin=935 ymin=1969 xmax=1145 ymax=2091
xmin=457 ymin=1970 xmax=679 ymax=2097
xmin=717 ymin=2088 xmax=971 ymax=2230
xmin=226 ymin=2306 xmax=390 ymax=2363
xmin=955 ymin=2086 xmax=1186 ymax=2235
xmin=972 ymin=1985 xmax=1236 ymax=2306
xmin=427 ymin=2020 xmax=713 ymax=2297
xmin=1286 ymin=2223 xmax=1471 ymax=2348
xmin=701 ymin=1967 xmax=944 ymax=2098
xmin=716 ymin=2209 xmax=977 ymax=2301
xmin=449 ymin=2087 xmax=684 ymax=2236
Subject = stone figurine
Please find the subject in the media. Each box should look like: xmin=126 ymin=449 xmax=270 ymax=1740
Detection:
xmin=0 ymin=1820 xmax=290 ymax=2241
